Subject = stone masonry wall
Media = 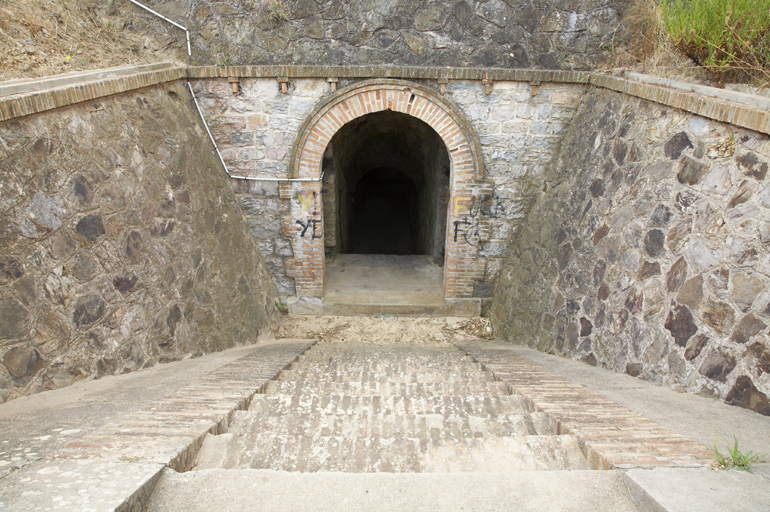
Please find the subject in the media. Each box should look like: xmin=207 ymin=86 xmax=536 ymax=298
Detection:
xmin=192 ymin=78 xmax=329 ymax=297
xmin=137 ymin=0 xmax=631 ymax=69
xmin=0 ymin=82 xmax=280 ymax=403
xmin=492 ymin=88 xmax=770 ymax=415
xmin=444 ymin=80 xmax=584 ymax=304
xmin=193 ymin=77 xmax=584 ymax=305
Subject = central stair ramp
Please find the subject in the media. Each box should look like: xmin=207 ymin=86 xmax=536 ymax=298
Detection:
xmin=146 ymin=340 xmax=709 ymax=511
xmin=193 ymin=342 xmax=587 ymax=472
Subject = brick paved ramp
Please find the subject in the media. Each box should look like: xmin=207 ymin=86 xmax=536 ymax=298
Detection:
xmin=194 ymin=342 xmax=589 ymax=472
xmin=455 ymin=341 xmax=712 ymax=470
xmin=0 ymin=340 xmax=314 ymax=512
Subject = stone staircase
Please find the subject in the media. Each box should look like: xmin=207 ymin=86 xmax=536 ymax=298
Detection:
xmin=193 ymin=342 xmax=589 ymax=472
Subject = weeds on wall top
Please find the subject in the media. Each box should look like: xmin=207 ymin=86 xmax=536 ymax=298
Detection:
xmin=710 ymin=432 xmax=764 ymax=473
xmin=661 ymin=0 xmax=770 ymax=84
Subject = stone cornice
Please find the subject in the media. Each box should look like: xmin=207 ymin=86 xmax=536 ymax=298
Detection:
xmin=186 ymin=65 xmax=590 ymax=84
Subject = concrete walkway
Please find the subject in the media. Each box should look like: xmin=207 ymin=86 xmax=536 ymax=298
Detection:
xmin=0 ymin=339 xmax=315 ymax=512
xmin=504 ymin=344 xmax=770 ymax=512
xmin=508 ymin=345 xmax=770 ymax=457
xmin=0 ymin=336 xmax=768 ymax=512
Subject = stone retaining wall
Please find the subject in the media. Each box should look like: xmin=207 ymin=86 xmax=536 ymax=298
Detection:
xmin=0 ymin=82 xmax=280 ymax=403
xmin=492 ymin=88 xmax=770 ymax=415
xmin=137 ymin=0 xmax=631 ymax=70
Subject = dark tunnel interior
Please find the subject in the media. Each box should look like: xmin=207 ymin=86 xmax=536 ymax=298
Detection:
xmin=322 ymin=110 xmax=450 ymax=260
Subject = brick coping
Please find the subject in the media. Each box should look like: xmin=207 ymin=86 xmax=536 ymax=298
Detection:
xmin=1 ymin=63 xmax=767 ymax=136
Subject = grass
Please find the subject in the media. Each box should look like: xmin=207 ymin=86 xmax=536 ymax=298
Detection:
xmin=711 ymin=432 xmax=764 ymax=473
xmin=607 ymin=0 xmax=770 ymax=86
xmin=606 ymin=0 xmax=701 ymax=80
xmin=274 ymin=300 xmax=289 ymax=315
xmin=661 ymin=0 xmax=770 ymax=83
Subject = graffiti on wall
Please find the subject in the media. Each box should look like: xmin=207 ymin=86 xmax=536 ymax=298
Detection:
xmin=452 ymin=194 xmax=504 ymax=249
xmin=296 ymin=190 xmax=323 ymax=240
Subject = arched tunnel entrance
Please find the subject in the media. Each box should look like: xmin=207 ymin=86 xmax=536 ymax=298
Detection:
xmin=321 ymin=109 xmax=451 ymax=309
xmin=289 ymin=80 xmax=484 ymax=303
xmin=322 ymin=110 xmax=451 ymax=261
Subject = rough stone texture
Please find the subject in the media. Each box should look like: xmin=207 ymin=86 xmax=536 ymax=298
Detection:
xmin=491 ymin=88 xmax=770 ymax=415
xmin=193 ymin=78 xmax=328 ymax=297
xmin=0 ymin=83 xmax=280 ymax=403
xmin=194 ymin=78 xmax=583 ymax=303
xmin=137 ymin=0 xmax=631 ymax=70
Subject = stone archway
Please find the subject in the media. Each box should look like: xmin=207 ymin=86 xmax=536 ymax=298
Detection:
xmin=287 ymin=79 xmax=488 ymax=300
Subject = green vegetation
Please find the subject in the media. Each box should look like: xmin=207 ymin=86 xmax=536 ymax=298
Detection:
xmin=274 ymin=300 xmax=289 ymax=315
xmin=660 ymin=0 xmax=770 ymax=82
xmin=711 ymin=432 xmax=764 ymax=473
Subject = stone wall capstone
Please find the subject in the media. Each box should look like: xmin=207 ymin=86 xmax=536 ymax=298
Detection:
xmin=491 ymin=88 xmax=770 ymax=416
xmin=0 ymin=82 xmax=281 ymax=403
xmin=136 ymin=0 xmax=631 ymax=69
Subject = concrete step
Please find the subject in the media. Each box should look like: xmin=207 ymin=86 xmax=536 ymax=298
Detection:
xmin=297 ymin=344 xmax=468 ymax=358
xmin=224 ymin=409 xmax=555 ymax=438
xmin=321 ymin=299 xmax=481 ymax=317
xmin=147 ymin=468 xmax=638 ymax=512
xmin=264 ymin=379 xmax=512 ymax=398
xmin=194 ymin=433 xmax=589 ymax=472
xmin=249 ymin=393 xmax=531 ymax=416
xmin=285 ymin=362 xmax=489 ymax=376
xmin=624 ymin=466 xmax=770 ymax=512
xmin=291 ymin=358 xmax=484 ymax=373
xmin=276 ymin=369 xmax=498 ymax=384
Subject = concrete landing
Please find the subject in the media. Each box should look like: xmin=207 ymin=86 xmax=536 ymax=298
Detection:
xmin=147 ymin=468 xmax=638 ymax=512
xmin=625 ymin=467 xmax=770 ymax=512
xmin=322 ymin=254 xmax=480 ymax=316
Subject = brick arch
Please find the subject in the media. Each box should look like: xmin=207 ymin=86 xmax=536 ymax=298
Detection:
xmin=288 ymin=79 xmax=486 ymax=300
xmin=290 ymin=79 xmax=483 ymax=181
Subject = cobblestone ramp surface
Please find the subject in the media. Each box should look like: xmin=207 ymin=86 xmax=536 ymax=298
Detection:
xmin=194 ymin=342 xmax=590 ymax=472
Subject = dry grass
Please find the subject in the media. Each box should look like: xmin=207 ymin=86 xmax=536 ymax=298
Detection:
xmin=604 ymin=0 xmax=705 ymax=81
xmin=0 ymin=0 xmax=184 ymax=81
xmin=605 ymin=0 xmax=769 ymax=87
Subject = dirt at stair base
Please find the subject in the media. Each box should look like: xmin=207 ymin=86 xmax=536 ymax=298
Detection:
xmin=278 ymin=315 xmax=495 ymax=345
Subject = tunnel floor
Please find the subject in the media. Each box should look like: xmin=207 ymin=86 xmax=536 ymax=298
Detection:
xmin=324 ymin=254 xmax=443 ymax=307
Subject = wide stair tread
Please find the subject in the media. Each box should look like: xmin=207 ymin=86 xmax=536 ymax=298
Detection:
xmin=291 ymin=357 xmax=485 ymax=372
xmin=265 ymin=380 xmax=511 ymax=397
xmin=195 ymin=433 xmax=588 ymax=472
xmin=277 ymin=369 xmax=497 ymax=384
xmin=249 ymin=393 xmax=532 ymax=416
xmin=223 ymin=408 xmax=554 ymax=438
